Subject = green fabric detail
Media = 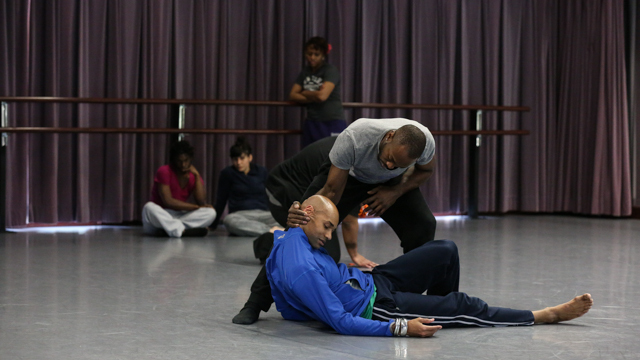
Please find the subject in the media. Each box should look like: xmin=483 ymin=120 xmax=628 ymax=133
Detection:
xmin=359 ymin=285 xmax=377 ymax=320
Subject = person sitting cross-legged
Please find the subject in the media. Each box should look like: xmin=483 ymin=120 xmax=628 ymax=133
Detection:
xmin=265 ymin=195 xmax=594 ymax=337
xmin=212 ymin=137 xmax=283 ymax=237
xmin=142 ymin=141 xmax=216 ymax=238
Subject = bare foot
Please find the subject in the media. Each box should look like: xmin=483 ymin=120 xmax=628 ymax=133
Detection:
xmin=533 ymin=293 xmax=593 ymax=324
xmin=269 ymin=226 xmax=285 ymax=233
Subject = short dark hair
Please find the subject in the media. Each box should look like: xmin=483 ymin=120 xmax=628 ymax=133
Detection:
xmin=230 ymin=137 xmax=252 ymax=158
xmin=169 ymin=140 xmax=195 ymax=161
xmin=304 ymin=36 xmax=329 ymax=56
xmin=394 ymin=125 xmax=426 ymax=159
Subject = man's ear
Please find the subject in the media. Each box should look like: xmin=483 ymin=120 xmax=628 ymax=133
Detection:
xmin=385 ymin=130 xmax=395 ymax=142
xmin=303 ymin=205 xmax=315 ymax=216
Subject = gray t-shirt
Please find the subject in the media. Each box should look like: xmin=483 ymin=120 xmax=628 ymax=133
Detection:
xmin=295 ymin=63 xmax=344 ymax=121
xmin=328 ymin=118 xmax=435 ymax=184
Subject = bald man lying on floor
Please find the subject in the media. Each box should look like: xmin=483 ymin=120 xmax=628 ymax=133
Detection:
xmin=265 ymin=195 xmax=593 ymax=337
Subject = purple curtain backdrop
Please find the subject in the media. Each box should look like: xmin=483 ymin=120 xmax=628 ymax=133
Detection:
xmin=628 ymin=0 xmax=640 ymax=209
xmin=0 ymin=0 xmax=632 ymax=226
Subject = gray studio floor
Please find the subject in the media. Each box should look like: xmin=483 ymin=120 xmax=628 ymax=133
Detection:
xmin=0 ymin=214 xmax=638 ymax=359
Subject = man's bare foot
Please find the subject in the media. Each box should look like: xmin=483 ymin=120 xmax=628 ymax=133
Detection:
xmin=269 ymin=226 xmax=285 ymax=233
xmin=533 ymin=293 xmax=593 ymax=324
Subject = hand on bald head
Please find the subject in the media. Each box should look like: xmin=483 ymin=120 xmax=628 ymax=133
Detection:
xmin=299 ymin=196 xmax=339 ymax=248
xmin=301 ymin=195 xmax=339 ymax=223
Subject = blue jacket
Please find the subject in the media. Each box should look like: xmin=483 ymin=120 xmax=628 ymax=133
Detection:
xmin=266 ymin=228 xmax=392 ymax=336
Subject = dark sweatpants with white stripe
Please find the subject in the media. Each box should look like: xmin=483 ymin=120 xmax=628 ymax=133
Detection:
xmin=371 ymin=240 xmax=535 ymax=327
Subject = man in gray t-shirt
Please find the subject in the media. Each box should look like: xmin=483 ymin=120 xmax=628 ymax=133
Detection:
xmin=329 ymin=118 xmax=436 ymax=184
xmin=289 ymin=117 xmax=437 ymax=223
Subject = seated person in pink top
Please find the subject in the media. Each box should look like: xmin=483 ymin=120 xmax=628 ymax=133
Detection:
xmin=142 ymin=141 xmax=216 ymax=237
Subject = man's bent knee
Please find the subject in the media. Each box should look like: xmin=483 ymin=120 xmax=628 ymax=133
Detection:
xmin=438 ymin=239 xmax=458 ymax=256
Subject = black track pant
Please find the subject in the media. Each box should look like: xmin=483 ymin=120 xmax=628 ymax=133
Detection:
xmin=372 ymin=240 xmax=535 ymax=327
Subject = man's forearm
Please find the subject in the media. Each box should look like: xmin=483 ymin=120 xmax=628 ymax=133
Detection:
xmin=315 ymin=165 xmax=349 ymax=207
xmin=315 ymin=185 xmax=344 ymax=206
xmin=344 ymin=239 xmax=360 ymax=262
xmin=395 ymin=168 xmax=433 ymax=195
xmin=342 ymin=222 xmax=359 ymax=258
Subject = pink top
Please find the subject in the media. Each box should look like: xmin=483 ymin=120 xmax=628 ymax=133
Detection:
xmin=150 ymin=165 xmax=203 ymax=207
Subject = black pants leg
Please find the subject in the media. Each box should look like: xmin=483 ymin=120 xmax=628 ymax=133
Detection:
xmin=372 ymin=239 xmax=460 ymax=295
xmin=245 ymin=265 xmax=273 ymax=312
xmin=373 ymin=290 xmax=535 ymax=328
xmin=379 ymin=187 xmax=437 ymax=253
xmin=252 ymin=232 xmax=275 ymax=263
xmin=371 ymin=240 xmax=534 ymax=327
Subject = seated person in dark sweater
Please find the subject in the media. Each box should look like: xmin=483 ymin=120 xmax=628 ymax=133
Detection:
xmin=212 ymin=137 xmax=284 ymax=237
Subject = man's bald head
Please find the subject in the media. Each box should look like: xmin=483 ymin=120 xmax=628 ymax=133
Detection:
xmin=300 ymin=195 xmax=339 ymax=249
xmin=301 ymin=195 xmax=339 ymax=222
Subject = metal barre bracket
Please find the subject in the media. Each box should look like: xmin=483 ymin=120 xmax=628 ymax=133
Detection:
xmin=178 ymin=104 xmax=186 ymax=141
xmin=1 ymin=102 xmax=7 ymax=147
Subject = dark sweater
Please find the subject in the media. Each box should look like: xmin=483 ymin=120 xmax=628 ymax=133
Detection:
xmin=212 ymin=163 xmax=269 ymax=228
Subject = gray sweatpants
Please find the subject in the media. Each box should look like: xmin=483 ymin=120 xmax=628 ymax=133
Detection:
xmin=223 ymin=209 xmax=281 ymax=237
xmin=142 ymin=201 xmax=216 ymax=237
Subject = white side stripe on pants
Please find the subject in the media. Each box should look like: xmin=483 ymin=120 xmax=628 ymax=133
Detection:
xmin=372 ymin=306 xmax=534 ymax=327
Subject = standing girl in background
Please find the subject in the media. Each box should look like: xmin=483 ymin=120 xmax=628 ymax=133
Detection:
xmin=288 ymin=36 xmax=376 ymax=269
xmin=289 ymin=36 xmax=346 ymax=147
